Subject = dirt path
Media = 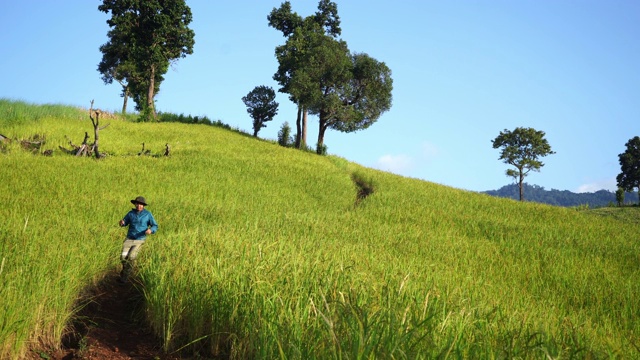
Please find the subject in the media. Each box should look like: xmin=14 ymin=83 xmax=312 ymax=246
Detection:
xmin=32 ymin=271 xmax=181 ymax=360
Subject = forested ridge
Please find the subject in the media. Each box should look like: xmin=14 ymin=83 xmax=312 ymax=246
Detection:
xmin=483 ymin=183 xmax=639 ymax=207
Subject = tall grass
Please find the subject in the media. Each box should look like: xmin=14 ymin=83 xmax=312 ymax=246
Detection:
xmin=0 ymin=98 xmax=87 ymax=126
xmin=1 ymin=99 xmax=639 ymax=359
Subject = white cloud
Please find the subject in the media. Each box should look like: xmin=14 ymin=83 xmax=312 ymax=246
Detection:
xmin=576 ymin=178 xmax=617 ymax=193
xmin=376 ymin=154 xmax=413 ymax=174
xmin=420 ymin=141 xmax=440 ymax=161
xmin=373 ymin=141 xmax=440 ymax=177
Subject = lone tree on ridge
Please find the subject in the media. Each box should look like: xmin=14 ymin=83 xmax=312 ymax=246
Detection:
xmin=492 ymin=127 xmax=555 ymax=201
xmin=616 ymin=136 xmax=640 ymax=205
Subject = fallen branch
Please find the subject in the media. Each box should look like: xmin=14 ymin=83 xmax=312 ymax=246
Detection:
xmin=138 ymin=142 xmax=151 ymax=156
xmin=59 ymin=132 xmax=101 ymax=157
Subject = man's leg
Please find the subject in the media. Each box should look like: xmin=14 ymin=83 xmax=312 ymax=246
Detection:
xmin=120 ymin=239 xmax=144 ymax=282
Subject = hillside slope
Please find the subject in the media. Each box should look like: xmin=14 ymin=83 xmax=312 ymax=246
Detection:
xmin=1 ymin=101 xmax=639 ymax=359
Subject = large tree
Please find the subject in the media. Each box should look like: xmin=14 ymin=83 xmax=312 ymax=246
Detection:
xmin=276 ymin=26 xmax=350 ymax=148
xmin=318 ymin=52 xmax=393 ymax=146
xmin=492 ymin=127 xmax=555 ymax=201
xmin=268 ymin=0 xmax=341 ymax=149
xmin=98 ymin=0 xmax=195 ymax=120
xmin=278 ymin=26 xmax=392 ymax=154
xmin=272 ymin=6 xmax=392 ymax=154
xmin=616 ymin=136 xmax=640 ymax=205
xmin=242 ymin=85 xmax=279 ymax=138
xmin=98 ymin=30 xmax=165 ymax=115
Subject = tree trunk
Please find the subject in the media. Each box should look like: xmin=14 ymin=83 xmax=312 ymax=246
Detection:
xmin=93 ymin=118 xmax=100 ymax=158
xmin=302 ymin=108 xmax=308 ymax=148
xmin=295 ymin=105 xmax=302 ymax=148
xmin=147 ymin=64 xmax=156 ymax=119
xmin=518 ymin=171 xmax=524 ymax=201
xmin=121 ymin=85 xmax=129 ymax=114
xmin=317 ymin=115 xmax=327 ymax=154
xmin=88 ymin=101 xmax=101 ymax=158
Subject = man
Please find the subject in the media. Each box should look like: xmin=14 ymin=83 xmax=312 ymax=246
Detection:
xmin=118 ymin=196 xmax=158 ymax=283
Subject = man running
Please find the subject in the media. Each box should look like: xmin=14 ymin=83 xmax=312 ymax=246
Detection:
xmin=118 ymin=196 xmax=158 ymax=283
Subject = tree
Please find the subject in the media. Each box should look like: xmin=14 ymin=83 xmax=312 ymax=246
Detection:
xmin=97 ymin=28 xmax=138 ymax=113
xmin=278 ymin=26 xmax=349 ymax=153
xmin=269 ymin=0 xmax=341 ymax=149
xmin=275 ymin=20 xmax=392 ymax=154
xmin=616 ymin=187 xmax=625 ymax=206
xmin=98 ymin=0 xmax=195 ymax=120
xmin=283 ymin=31 xmax=392 ymax=153
xmin=242 ymin=86 xmax=279 ymax=137
xmin=616 ymin=136 xmax=640 ymax=205
xmin=491 ymin=127 xmax=555 ymax=201
xmin=315 ymin=52 xmax=392 ymax=148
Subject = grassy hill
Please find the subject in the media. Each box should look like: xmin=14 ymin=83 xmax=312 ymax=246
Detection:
xmin=1 ymin=99 xmax=639 ymax=359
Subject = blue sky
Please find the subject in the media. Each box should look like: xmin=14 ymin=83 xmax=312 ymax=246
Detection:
xmin=2 ymin=1 xmax=639 ymax=193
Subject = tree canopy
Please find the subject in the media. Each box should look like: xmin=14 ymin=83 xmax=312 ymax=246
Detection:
xmin=98 ymin=0 xmax=195 ymax=120
xmin=97 ymin=26 xmax=138 ymax=114
xmin=242 ymin=86 xmax=279 ymax=138
xmin=492 ymin=127 xmax=555 ymax=201
xmin=616 ymin=136 xmax=640 ymax=204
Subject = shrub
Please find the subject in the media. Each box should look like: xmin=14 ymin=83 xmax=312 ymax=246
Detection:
xmin=277 ymin=122 xmax=293 ymax=147
xmin=316 ymin=143 xmax=327 ymax=155
xmin=351 ymin=171 xmax=376 ymax=205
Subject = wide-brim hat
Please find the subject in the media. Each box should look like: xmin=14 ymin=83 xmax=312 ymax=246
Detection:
xmin=131 ymin=196 xmax=148 ymax=206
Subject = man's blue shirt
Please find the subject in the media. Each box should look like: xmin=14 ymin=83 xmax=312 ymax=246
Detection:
xmin=122 ymin=208 xmax=158 ymax=240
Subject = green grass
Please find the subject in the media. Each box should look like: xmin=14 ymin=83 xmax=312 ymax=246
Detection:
xmin=587 ymin=206 xmax=640 ymax=224
xmin=0 ymin=99 xmax=639 ymax=359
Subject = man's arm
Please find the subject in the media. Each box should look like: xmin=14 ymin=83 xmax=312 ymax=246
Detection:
xmin=119 ymin=213 xmax=129 ymax=227
xmin=148 ymin=213 xmax=159 ymax=234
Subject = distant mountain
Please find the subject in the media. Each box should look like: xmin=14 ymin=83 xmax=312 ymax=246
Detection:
xmin=482 ymin=183 xmax=639 ymax=207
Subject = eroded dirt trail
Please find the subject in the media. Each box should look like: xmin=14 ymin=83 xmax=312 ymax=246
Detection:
xmin=33 ymin=271 xmax=179 ymax=360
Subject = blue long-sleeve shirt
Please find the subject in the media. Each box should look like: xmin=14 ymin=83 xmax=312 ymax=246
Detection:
xmin=121 ymin=208 xmax=158 ymax=240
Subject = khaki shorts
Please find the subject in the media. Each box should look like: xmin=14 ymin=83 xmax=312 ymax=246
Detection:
xmin=121 ymin=238 xmax=145 ymax=261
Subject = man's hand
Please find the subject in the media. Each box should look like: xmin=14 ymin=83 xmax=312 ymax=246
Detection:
xmin=145 ymin=229 xmax=152 ymax=235
xmin=119 ymin=220 xmax=125 ymax=226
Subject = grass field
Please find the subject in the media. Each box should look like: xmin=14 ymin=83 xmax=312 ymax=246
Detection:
xmin=1 ymin=99 xmax=639 ymax=359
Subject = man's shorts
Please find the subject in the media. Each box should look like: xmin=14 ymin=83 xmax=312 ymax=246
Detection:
xmin=121 ymin=238 xmax=145 ymax=261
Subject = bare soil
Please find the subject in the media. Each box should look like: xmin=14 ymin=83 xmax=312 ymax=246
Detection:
xmin=28 ymin=271 xmax=183 ymax=360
